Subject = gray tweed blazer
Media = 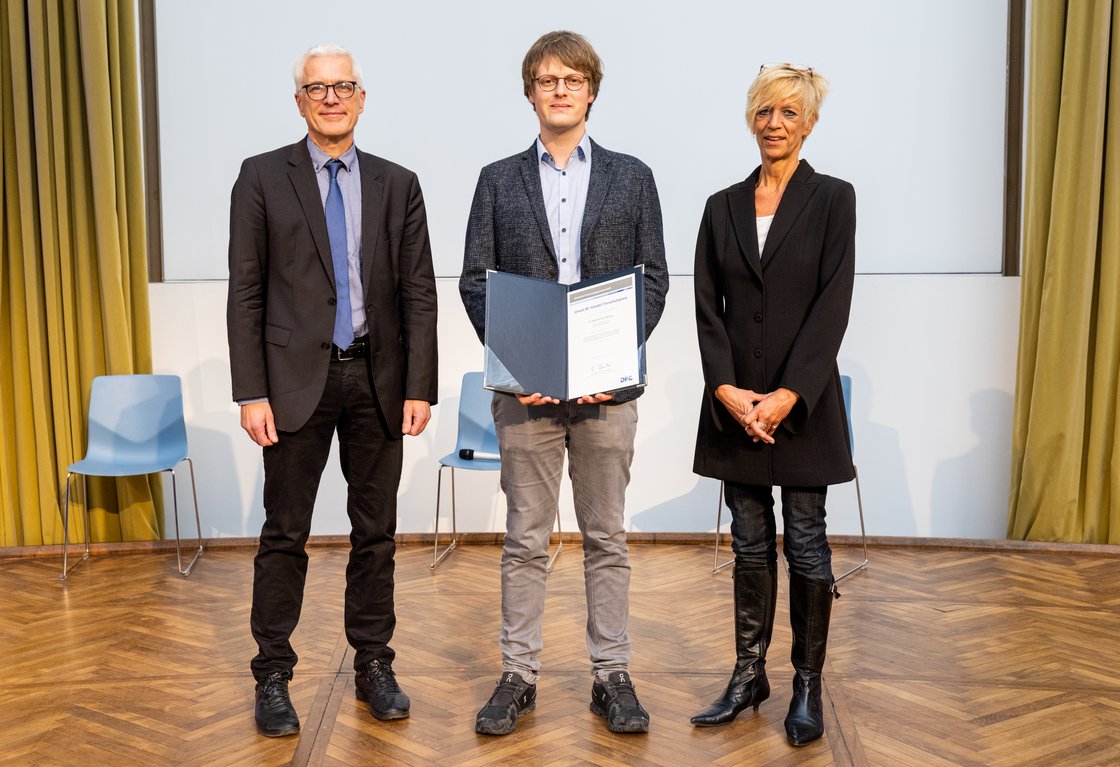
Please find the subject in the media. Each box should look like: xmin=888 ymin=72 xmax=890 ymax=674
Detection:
xmin=459 ymin=139 xmax=669 ymax=402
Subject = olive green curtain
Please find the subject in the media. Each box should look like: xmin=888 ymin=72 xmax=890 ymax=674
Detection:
xmin=1008 ymin=0 xmax=1120 ymax=543
xmin=0 ymin=0 xmax=159 ymax=546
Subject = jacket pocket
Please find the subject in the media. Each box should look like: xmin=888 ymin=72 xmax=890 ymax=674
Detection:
xmin=265 ymin=323 xmax=292 ymax=347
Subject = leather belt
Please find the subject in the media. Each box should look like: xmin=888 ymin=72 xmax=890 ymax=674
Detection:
xmin=332 ymin=335 xmax=370 ymax=362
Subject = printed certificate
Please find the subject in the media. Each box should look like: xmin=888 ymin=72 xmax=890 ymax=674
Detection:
xmin=483 ymin=266 xmax=646 ymax=400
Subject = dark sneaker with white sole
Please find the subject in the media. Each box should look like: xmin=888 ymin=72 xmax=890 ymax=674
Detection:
xmin=590 ymin=670 xmax=649 ymax=733
xmin=475 ymin=672 xmax=537 ymax=735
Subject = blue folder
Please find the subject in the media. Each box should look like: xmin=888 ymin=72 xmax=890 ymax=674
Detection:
xmin=483 ymin=266 xmax=647 ymax=400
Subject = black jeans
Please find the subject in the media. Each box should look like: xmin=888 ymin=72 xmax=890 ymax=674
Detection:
xmin=724 ymin=482 xmax=833 ymax=581
xmin=250 ymin=356 xmax=402 ymax=680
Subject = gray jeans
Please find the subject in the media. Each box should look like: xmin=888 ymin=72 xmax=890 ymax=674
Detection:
xmin=492 ymin=394 xmax=638 ymax=683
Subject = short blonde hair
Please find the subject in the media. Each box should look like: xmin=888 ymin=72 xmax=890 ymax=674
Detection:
xmin=745 ymin=66 xmax=829 ymax=134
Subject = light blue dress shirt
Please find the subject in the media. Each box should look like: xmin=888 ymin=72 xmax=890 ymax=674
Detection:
xmin=306 ymin=137 xmax=367 ymax=338
xmin=536 ymin=132 xmax=592 ymax=285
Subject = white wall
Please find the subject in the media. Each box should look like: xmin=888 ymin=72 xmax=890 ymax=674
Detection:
xmin=151 ymin=273 xmax=1019 ymax=541
xmin=146 ymin=0 xmax=1020 ymax=540
xmin=154 ymin=0 xmax=1009 ymax=278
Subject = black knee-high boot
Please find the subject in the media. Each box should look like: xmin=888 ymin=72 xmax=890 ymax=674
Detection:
xmin=690 ymin=565 xmax=777 ymax=726
xmin=784 ymin=574 xmax=837 ymax=746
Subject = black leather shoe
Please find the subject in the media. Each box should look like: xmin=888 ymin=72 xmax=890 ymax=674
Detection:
xmin=255 ymin=671 xmax=300 ymax=737
xmin=590 ymin=671 xmax=650 ymax=733
xmin=475 ymin=672 xmax=536 ymax=735
xmin=355 ymin=659 xmax=410 ymax=720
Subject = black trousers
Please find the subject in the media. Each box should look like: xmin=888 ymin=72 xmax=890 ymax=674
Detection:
xmin=250 ymin=355 xmax=402 ymax=680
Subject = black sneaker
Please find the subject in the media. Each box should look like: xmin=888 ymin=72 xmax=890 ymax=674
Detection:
xmin=355 ymin=659 xmax=410 ymax=720
xmin=590 ymin=671 xmax=649 ymax=733
xmin=475 ymin=672 xmax=537 ymax=735
xmin=255 ymin=671 xmax=300 ymax=737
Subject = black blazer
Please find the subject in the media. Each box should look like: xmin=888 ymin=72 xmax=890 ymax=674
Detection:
xmin=693 ymin=160 xmax=856 ymax=486
xmin=227 ymin=139 xmax=438 ymax=435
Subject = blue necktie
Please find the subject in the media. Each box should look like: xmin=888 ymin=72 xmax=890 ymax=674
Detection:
xmin=326 ymin=159 xmax=354 ymax=349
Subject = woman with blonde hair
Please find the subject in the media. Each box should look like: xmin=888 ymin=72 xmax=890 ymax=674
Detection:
xmin=690 ymin=64 xmax=856 ymax=747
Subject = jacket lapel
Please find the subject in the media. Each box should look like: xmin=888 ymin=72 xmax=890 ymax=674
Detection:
xmin=581 ymin=138 xmax=613 ymax=246
xmin=760 ymin=160 xmax=818 ymax=269
xmin=287 ymin=141 xmax=335 ymax=288
xmin=518 ymin=144 xmax=556 ymax=259
xmin=357 ymin=150 xmax=384 ymax=292
xmin=728 ymin=168 xmax=762 ymax=281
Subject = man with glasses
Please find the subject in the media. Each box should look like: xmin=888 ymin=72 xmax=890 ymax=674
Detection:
xmin=227 ymin=43 xmax=437 ymax=738
xmin=459 ymin=30 xmax=668 ymax=736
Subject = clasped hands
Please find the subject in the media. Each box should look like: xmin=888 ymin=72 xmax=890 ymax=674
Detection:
xmin=715 ymin=384 xmax=798 ymax=445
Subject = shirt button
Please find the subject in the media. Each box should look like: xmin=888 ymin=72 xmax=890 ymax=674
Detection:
xmin=561 ymin=197 xmax=566 ymax=203
xmin=561 ymin=228 xmax=567 ymax=233
xmin=754 ymin=313 xmax=762 ymax=323
xmin=753 ymin=349 xmax=763 ymax=358
xmin=562 ymin=258 xmax=567 ymax=262
xmin=321 ymin=343 xmax=331 ymax=350
xmin=562 ymin=171 xmax=566 ymax=176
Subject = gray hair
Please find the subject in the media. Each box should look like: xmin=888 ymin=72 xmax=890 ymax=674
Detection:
xmin=291 ymin=43 xmax=365 ymax=91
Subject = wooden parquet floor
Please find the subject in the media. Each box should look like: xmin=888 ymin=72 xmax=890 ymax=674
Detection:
xmin=1 ymin=543 xmax=1119 ymax=766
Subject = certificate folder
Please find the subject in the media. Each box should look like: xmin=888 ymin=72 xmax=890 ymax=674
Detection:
xmin=483 ymin=265 xmax=646 ymax=400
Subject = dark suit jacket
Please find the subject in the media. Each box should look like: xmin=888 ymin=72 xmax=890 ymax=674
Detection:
xmin=227 ymin=139 xmax=438 ymax=435
xmin=693 ymin=160 xmax=856 ymax=486
xmin=458 ymin=139 xmax=669 ymax=402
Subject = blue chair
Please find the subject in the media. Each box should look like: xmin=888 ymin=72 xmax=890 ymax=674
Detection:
xmin=60 ymin=375 xmax=204 ymax=580
xmin=431 ymin=372 xmax=562 ymax=571
xmin=712 ymin=374 xmax=868 ymax=580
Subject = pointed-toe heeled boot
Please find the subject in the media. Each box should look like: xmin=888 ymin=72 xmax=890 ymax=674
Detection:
xmin=784 ymin=574 xmax=837 ymax=746
xmin=691 ymin=565 xmax=777 ymax=726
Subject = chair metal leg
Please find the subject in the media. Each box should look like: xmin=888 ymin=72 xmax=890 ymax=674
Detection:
xmin=59 ymin=472 xmax=91 ymax=581
xmin=430 ymin=465 xmax=458 ymax=569
xmin=834 ymin=464 xmax=869 ymax=584
xmin=713 ymin=481 xmax=733 ymax=573
xmin=172 ymin=459 xmax=204 ymax=577
xmin=545 ymin=509 xmax=563 ymax=574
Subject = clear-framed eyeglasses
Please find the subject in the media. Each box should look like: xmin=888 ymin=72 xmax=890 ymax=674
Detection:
xmin=533 ymin=74 xmax=588 ymax=92
xmin=301 ymin=81 xmax=360 ymax=101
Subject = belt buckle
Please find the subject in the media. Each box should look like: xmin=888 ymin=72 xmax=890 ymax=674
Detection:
xmin=334 ymin=339 xmax=366 ymax=361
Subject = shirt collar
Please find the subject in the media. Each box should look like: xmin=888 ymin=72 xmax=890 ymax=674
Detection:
xmin=306 ymin=136 xmax=359 ymax=173
xmin=536 ymin=132 xmax=592 ymax=169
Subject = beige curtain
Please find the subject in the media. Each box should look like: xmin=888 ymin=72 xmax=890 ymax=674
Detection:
xmin=0 ymin=0 xmax=159 ymax=546
xmin=1009 ymin=0 xmax=1120 ymax=543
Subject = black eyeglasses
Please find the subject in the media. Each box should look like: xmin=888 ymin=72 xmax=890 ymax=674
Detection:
xmin=301 ymin=81 xmax=359 ymax=101
xmin=533 ymin=74 xmax=588 ymax=92
xmin=759 ymin=63 xmax=814 ymax=76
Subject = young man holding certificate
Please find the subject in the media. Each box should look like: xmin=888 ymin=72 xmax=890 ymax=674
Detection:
xmin=459 ymin=30 xmax=669 ymax=737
